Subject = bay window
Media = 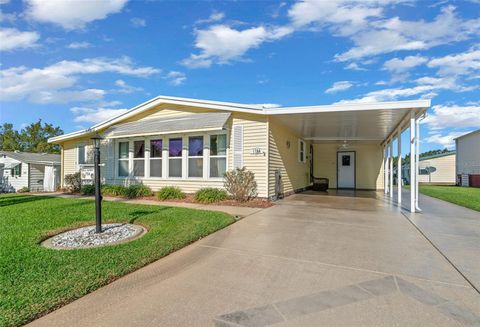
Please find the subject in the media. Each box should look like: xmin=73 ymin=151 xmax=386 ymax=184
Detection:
xmin=133 ymin=140 xmax=145 ymax=177
xmin=118 ymin=141 xmax=129 ymax=177
xmin=150 ymin=139 xmax=162 ymax=177
xmin=188 ymin=136 xmax=203 ymax=178
xmin=210 ymin=134 xmax=227 ymax=178
xmin=169 ymin=138 xmax=182 ymax=178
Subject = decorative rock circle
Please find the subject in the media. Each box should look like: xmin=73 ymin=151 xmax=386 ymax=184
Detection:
xmin=41 ymin=223 xmax=146 ymax=250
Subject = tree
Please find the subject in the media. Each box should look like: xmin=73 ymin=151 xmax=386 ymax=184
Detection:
xmin=0 ymin=120 xmax=63 ymax=153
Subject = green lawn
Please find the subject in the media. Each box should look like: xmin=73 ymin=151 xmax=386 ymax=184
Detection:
xmin=0 ymin=194 xmax=234 ymax=327
xmin=415 ymin=185 xmax=480 ymax=212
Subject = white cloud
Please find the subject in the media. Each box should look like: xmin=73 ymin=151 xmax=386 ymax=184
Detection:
xmin=25 ymin=0 xmax=128 ymax=29
xmin=0 ymin=11 xmax=16 ymax=23
xmin=423 ymin=105 xmax=480 ymax=130
xmin=383 ymin=55 xmax=428 ymax=73
xmin=0 ymin=27 xmax=39 ymax=51
xmin=424 ymin=131 xmax=467 ymax=149
xmin=182 ymin=24 xmax=293 ymax=68
xmin=325 ymin=81 xmax=354 ymax=94
xmin=67 ymin=41 xmax=91 ymax=49
xmin=71 ymin=107 xmax=128 ymax=123
xmin=130 ymin=17 xmax=146 ymax=28
xmin=114 ymin=79 xmax=142 ymax=93
xmin=344 ymin=62 xmax=367 ymax=71
xmin=165 ymin=71 xmax=186 ymax=86
xmin=428 ymin=48 xmax=480 ymax=77
xmin=0 ymin=57 xmax=160 ymax=103
xmin=195 ymin=11 xmax=225 ymax=25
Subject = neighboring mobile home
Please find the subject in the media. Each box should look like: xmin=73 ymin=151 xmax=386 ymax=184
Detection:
xmin=49 ymin=96 xmax=429 ymax=210
xmin=455 ymin=129 xmax=480 ymax=187
xmin=0 ymin=151 xmax=61 ymax=192
xmin=402 ymin=151 xmax=456 ymax=185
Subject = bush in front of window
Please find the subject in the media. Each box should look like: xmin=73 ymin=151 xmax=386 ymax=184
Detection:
xmin=80 ymin=184 xmax=95 ymax=196
xmin=194 ymin=188 xmax=227 ymax=204
xmin=64 ymin=173 xmax=81 ymax=193
xmin=17 ymin=187 xmax=30 ymax=193
xmin=224 ymin=167 xmax=258 ymax=202
xmin=101 ymin=184 xmax=127 ymax=197
xmin=125 ymin=184 xmax=153 ymax=198
xmin=157 ymin=186 xmax=185 ymax=201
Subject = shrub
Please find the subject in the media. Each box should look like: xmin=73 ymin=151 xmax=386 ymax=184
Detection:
xmin=80 ymin=184 xmax=95 ymax=196
xmin=125 ymin=184 xmax=153 ymax=198
xmin=194 ymin=188 xmax=227 ymax=204
xmin=17 ymin=187 xmax=30 ymax=193
xmin=157 ymin=186 xmax=185 ymax=201
xmin=224 ymin=167 xmax=257 ymax=202
xmin=101 ymin=184 xmax=127 ymax=197
xmin=64 ymin=172 xmax=81 ymax=193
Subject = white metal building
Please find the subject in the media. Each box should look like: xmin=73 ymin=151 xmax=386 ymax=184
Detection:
xmin=455 ymin=129 xmax=480 ymax=187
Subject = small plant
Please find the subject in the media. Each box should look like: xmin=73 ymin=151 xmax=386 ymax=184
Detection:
xmin=157 ymin=186 xmax=185 ymax=201
xmin=64 ymin=172 xmax=81 ymax=193
xmin=125 ymin=184 xmax=153 ymax=198
xmin=80 ymin=184 xmax=95 ymax=196
xmin=17 ymin=187 xmax=30 ymax=193
xmin=194 ymin=188 xmax=227 ymax=204
xmin=224 ymin=167 xmax=258 ymax=202
xmin=101 ymin=184 xmax=127 ymax=197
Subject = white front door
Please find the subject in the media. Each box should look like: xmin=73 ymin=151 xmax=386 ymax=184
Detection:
xmin=337 ymin=151 xmax=355 ymax=189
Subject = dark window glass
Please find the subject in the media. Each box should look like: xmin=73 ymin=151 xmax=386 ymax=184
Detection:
xmin=342 ymin=155 xmax=350 ymax=166
xmin=189 ymin=136 xmax=203 ymax=156
xmin=134 ymin=141 xmax=145 ymax=158
xmin=210 ymin=134 xmax=226 ymax=155
xmin=150 ymin=139 xmax=163 ymax=158
xmin=169 ymin=138 xmax=182 ymax=157
xmin=119 ymin=142 xmax=129 ymax=159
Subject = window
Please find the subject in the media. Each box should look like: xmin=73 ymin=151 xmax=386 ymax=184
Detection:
xmin=299 ymin=140 xmax=306 ymax=163
xmin=188 ymin=136 xmax=203 ymax=178
xmin=133 ymin=140 xmax=145 ymax=177
xmin=150 ymin=139 xmax=163 ymax=177
xmin=78 ymin=145 xmax=86 ymax=165
xmin=11 ymin=163 xmax=21 ymax=177
xmin=210 ymin=134 xmax=227 ymax=178
xmin=342 ymin=155 xmax=350 ymax=166
xmin=118 ymin=141 xmax=129 ymax=177
xmin=169 ymin=138 xmax=182 ymax=177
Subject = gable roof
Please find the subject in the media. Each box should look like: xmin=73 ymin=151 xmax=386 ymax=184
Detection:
xmin=454 ymin=129 xmax=480 ymax=141
xmin=48 ymin=95 xmax=430 ymax=144
xmin=0 ymin=151 xmax=60 ymax=165
xmin=419 ymin=151 xmax=456 ymax=161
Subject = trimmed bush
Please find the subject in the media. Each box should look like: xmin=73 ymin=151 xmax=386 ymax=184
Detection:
xmin=64 ymin=173 xmax=81 ymax=193
xmin=80 ymin=184 xmax=95 ymax=196
xmin=17 ymin=187 xmax=30 ymax=193
xmin=157 ymin=186 xmax=185 ymax=201
xmin=194 ymin=188 xmax=227 ymax=204
xmin=224 ymin=167 xmax=257 ymax=202
xmin=101 ymin=184 xmax=127 ymax=197
xmin=125 ymin=184 xmax=153 ymax=198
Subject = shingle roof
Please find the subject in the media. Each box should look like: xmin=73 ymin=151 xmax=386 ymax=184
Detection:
xmin=0 ymin=151 xmax=60 ymax=164
xmin=105 ymin=112 xmax=231 ymax=138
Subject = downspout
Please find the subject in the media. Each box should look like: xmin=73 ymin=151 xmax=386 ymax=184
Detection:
xmin=415 ymin=113 xmax=426 ymax=212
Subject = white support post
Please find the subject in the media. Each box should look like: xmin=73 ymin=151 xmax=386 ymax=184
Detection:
xmin=384 ymin=145 xmax=388 ymax=194
xmin=415 ymin=119 xmax=421 ymax=211
xmin=410 ymin=112 xmax=416 ymax=213
xmin=389 ymin=141 xmax=394 ymax=198
xmin=397 ymin=130 xmax=402 ymax=205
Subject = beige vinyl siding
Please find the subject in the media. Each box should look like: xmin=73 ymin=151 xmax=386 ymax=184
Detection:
xmin=419 ymin=154 xmax=456 ymax=184
xmin=268 ymin=117 xmax=311 ymax=197
xmin=124 ymin=104 xmax=215 ymax=123
xmin=313 ymin=143 xmax=383 ymax=190
xmin=29 ymin=164 xmax=45 ymax=192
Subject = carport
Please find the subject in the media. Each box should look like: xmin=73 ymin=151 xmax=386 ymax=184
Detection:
xmin=266 ymin=100 xmax=430 ymax=213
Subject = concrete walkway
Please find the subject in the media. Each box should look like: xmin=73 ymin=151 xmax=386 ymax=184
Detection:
xmin=29 ymin=191 xmax=480 ymax=326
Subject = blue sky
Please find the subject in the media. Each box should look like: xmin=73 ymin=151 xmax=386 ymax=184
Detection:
xmin=1 ymin=0 xmax=479 ymax=154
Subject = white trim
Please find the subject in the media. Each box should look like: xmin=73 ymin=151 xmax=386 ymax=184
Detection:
xmin=298 ymin=139 xmax=306 ymax=163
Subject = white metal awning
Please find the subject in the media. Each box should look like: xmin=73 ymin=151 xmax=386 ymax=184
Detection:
xmin=1 ymin=162 xmax=20 ymax=169
xmin=104 ymin=112 xmax=231 ymax=138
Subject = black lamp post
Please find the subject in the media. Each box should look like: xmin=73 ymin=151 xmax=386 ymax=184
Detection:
xmin=91 ymin=133 xmax=104 ymax=233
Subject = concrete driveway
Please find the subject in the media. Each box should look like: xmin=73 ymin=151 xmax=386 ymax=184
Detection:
xmin=30 ymin=192 xmax=480 ymax=326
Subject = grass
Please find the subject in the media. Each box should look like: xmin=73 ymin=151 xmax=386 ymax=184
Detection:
xmin=413 ymin=185 xmax=480 ymax=212
xmin=0 ymin=194 xmax=234 ymax=327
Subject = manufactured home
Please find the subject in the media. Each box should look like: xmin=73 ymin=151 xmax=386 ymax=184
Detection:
xmin=455 ymin=129 xmax=480 ymax=187
xmin=0 ymin=151 xmax=61 ymax=192
xmin=49 ymin=96 xmax=429 ymax=212
xmin=403 ymin=151 xmax=456 ymax=185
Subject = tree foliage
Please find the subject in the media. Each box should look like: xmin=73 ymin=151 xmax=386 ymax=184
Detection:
xmin=0 ymin=120 xmax=63 ymax=153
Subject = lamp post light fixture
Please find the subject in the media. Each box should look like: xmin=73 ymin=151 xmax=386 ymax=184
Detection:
xmin=91 ymin=133 xmax=104 ymax=233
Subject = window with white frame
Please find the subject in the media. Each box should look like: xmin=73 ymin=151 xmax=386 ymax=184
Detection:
xmin=150 ymin=139 xmax=162 ymax=177
xmin=133 ymin=140 xmax=145 ymax=177
xmin=188 ymin=136 xmax=203 ymax=178
xmin=299 ymin=139 xmax=306 ymax=163
xmin=118 ymin=141 xmax=129 ymax=177
xmin=210 ymin=134 xmax=227 ymax=178
xmin=11 ymin=163 xmax=21 ymax=177
xmin=169 ymin=138 xmax=182 ymax=178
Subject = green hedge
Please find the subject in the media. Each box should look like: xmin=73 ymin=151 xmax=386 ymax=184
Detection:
xmin=101 ymin=184 xmax=153 ymax=198
xmin=80 ymin=184 xmax=95 ymax=195
xmin=194 ymin=188 xmax=227 ymax=204
xmin=157 ymin=186 xmax=185 ymax=201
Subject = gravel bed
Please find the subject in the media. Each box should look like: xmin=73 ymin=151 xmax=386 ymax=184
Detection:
xmin=44 ymin=223 xmax=145 ymax=249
